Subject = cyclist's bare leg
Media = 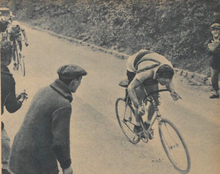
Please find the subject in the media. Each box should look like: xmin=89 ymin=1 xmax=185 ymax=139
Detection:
xmin=12 ymin=46 xmax=16 ymax=62
xmin=144 ymin=84 xmax=159 ymax=124
xmin=17 ymin=37 xmax=22 ymax=51
xmin=133 ymin=84 xmax=147 ymax=126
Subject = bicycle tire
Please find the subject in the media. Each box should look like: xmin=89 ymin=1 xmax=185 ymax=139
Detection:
xmin=21 ymin=54 xmax=25 ymax=76
xmin=115 ymin=98 xmax=140 ymax=144
xmin=15 ymin=49 xmax=19 ymax=71
xmin=159 ymin=118 xmax=191 ymax=174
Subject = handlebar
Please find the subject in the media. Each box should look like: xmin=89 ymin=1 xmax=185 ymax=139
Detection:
xmin=143 ymin=89 xmax=182 ymax=103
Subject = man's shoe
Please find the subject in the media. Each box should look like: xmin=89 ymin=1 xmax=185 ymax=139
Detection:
xmin=210 ymin=94 xmax=219 ymax=99
xmin=133 ymin=125 xmax=143 ymax=134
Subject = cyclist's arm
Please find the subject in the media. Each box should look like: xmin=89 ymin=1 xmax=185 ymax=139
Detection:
xmin=165 ymin=80 xmax=175 ymax=92
xmin=4 ymin=78 xmax=22 ymax=113
xmin=21 ymin=29 xmax=28 ymax=43
xmin=166 ymin=80 xmax=180 ymax=101
xmin=127 ymin=78 xmax=142 ymax=108
xmin=128 ymin=70 xmax=153 ymax=108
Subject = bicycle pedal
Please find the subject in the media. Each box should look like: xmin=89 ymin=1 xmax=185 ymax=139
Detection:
xmin=137 ymin=131 xmax=147 ymax=138
xmin=149 ymin=129 xmax=154 ymax=140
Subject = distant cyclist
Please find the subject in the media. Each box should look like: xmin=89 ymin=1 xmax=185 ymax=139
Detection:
xmin=6 ymin=21 xmax=29 ymax=69
xmin=126 ymin=49 xmax=180 ymax=133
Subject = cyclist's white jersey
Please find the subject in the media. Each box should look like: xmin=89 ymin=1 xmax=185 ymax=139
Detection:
xmin=126 ymin=49 xmax=173 ymax=83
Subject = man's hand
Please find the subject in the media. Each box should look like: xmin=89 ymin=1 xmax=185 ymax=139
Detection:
xmin=137 ymin=104 xmax=145 ymax=116
xmin=25 ymin=42 xmax=29 ymax=47
xmin=63 ymin=166 xmax=73 ymax=174
xmin=208 ymin=40 xmax=220 ymax=52
xmin=17 ymin=91 xmax=28 ymax=102
xmin=170 ymin=91 xmax=181 ymax=101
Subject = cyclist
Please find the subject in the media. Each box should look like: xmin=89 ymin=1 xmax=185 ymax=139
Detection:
xmin=126 ymin=49 xmax=180 ymax=133
xmin=1 ymin=41 xmax=27 ymax=174
xmin=207 ymin=21 xmax=220 ymax=99
xmin=6 ymin=21 xmax=29 ymax=70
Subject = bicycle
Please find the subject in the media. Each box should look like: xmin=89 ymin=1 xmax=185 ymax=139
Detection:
xmin=12 ymin=39 xmax=26 ymax=76
xmin=115 ymin=79 xmax=191 ymax=174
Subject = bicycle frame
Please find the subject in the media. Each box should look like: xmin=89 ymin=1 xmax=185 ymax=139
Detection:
xmin=116 ymin=84 xmax=190 ymax=173
xmin=126 ymin=89 xmax=173 ymax=141
xmin=11 ymin=39 xmax=26 ymax=76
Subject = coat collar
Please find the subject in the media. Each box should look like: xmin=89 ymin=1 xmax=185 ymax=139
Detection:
xmin=50 ymin=79 xmax=73 ymax=103
xmin=1 ymin=64 xmax=12 ymax=76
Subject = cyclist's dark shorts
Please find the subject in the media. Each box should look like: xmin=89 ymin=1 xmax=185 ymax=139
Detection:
xmin=9 ymin=34 xmax=21 ymax=42
xmin=127 ymin=70 xmax=158 ymax=86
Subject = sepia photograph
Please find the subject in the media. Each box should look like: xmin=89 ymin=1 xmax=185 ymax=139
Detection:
xmin=1 ymin=0 xmax=220 ymax=173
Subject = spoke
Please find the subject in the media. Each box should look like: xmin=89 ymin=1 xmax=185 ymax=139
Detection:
xmin=164 ymin=122 xmax=178 ymax=145
xmin=160 ymin=121 xmax=189 ymax=171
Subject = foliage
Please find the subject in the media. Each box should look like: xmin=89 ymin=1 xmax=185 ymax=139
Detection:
xmin=2 ymin=0 xmax=220 ymax=75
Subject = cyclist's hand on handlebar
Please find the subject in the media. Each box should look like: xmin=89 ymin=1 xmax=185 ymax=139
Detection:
xmin=170 ymin=91 xmax=181 ymax=101
xmin=153 ymin=98 xmax=160 ymax=106
xmin=137 ymin=105 xmax=145 ymax=116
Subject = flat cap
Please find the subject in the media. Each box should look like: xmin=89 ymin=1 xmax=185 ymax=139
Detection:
xmin=210 ymin=23 xmax=220 ymax=30
xmin=57 ymin=64 xmax=87 ymax=80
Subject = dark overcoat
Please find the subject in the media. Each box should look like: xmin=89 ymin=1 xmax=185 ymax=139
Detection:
xmin=208 ymin=38 xmax=220 ymax=71
xmin=1 ymin=64 xmax=22 ymax=129
xmin=1 ymin=64 xmax=22 ymax=115
xmin=9 ymin=79 xmax=73 ymax=174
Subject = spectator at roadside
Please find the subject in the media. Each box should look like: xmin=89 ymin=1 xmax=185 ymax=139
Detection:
xmin=207 ymin=21 xmax=220 ymax=99
xmin=1 ymin=41 xmax=27 ymax=174
xmin=9 ymin=64 xmax=87 ymax=174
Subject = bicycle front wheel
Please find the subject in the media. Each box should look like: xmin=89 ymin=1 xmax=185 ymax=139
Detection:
xmin=115 ymin=98 xmax=140 ymax=144
xmin=159 ymin=118 xmax=190 ymax=174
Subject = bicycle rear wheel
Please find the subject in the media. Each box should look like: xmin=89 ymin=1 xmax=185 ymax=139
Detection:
xmin=20 ymin=54 xmax=25 ymax=76
xmin=115 ymin=98 xmax=140 ymax=144
xmin=14 ymin=49 xmax=19 ymax=71
xmin=159 ymin=119 xmax=190 ymax=174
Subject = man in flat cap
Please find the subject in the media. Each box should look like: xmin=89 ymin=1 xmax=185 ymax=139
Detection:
xmin=207 ymin=21 xmax=220 ymax=98
xmin=9 ymin=64 xmax=87 ymax=174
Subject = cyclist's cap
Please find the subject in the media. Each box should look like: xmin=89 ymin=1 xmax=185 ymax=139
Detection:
xmin=57 ymin=64 xmax=87 ymax=80
xmin=210 ymin=23 xmax=220 ymax=30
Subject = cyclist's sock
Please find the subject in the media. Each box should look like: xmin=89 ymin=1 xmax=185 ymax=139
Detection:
xmin=136 ymin=122 xmax=141 ymax=126
xmin=146 ymin=120 xmax=151 ymax=124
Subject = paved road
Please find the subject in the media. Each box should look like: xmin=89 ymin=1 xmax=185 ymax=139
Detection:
xmin=2 ymin=24 xmax=220 ymax=174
